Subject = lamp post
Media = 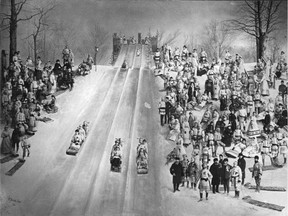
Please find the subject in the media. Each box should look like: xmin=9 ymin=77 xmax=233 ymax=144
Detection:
xmin=94 ymin=46 xmax=99 ymax=71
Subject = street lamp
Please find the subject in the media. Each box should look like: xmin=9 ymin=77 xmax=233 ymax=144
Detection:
xmin=94 ymin=46 xmax=99 ymax=71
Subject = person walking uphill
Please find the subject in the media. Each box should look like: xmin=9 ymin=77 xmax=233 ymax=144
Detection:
xmin=252 ymin=155 xmax=263 ymax=192
xmin=170 ymin=157 xmax=184 ymax=192
xmin=198 ymin=163 xmax=212 ymax=201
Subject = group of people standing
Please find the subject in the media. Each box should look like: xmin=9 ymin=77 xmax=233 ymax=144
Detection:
xmin=1 ymin=46 xmax=77 ymax=159
xmin=155 ymin=43 xmax=287 ymax=201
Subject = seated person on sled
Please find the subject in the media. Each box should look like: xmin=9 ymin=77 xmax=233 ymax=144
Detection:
xmin=43 ymin=95 xmax=56 ymax=112
xmin=122 ymin=60 xmax=128 ymax=69
xmin=111 ymin=145 xmax=122 ymax=168
xmin=70 ymin=130 xmax=83 ymax=150
xmin=137 ymin=148 xmax=148 ymax=169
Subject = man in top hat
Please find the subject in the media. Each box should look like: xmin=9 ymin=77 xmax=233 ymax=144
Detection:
xmin=209 ymin=158 xmax=221 ymax=193
xmin=170 ymin=157 xmax=184 ymax=192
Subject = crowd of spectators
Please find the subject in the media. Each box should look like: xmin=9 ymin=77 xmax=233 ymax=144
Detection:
xmin=1 ymin=48 xmax=76 ymax=155
xmin=156 ymin=44 xmax=288 ymax=198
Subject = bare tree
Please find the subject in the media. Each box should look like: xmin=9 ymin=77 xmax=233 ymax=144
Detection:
xmin=226 ymin=0 xmax=283 ymax=60
xmin=200 ymin=20 xmax=232 ymax=60
xmin=0 ymin=0 xmax=42 ymax=63
xmin=184 ymin=33 xmax=198 ymax=51
xmin=157 ymin=29 xmax=181 ymax=47
xmin=50 ymin=19 xmax=77 ymax=48
xmin=89 ymin=23 xmax=109 ymax=51
xmin=25 ymin=1 xmax=56 ymax=63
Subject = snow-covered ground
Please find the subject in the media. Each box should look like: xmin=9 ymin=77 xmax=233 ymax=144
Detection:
xmin=0 ymin=45 xmax=287 ymax=216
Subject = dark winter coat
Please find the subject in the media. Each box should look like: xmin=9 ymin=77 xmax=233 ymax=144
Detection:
xmin=209 ymin=162 xmax=221 ymax=185
xmin=221 ymin=164 xmax=232 ymax=180
xmin=222 ymin=126 xmax=233 ymax=147
xmin=278 ymin=84 xmax=287 ymax=96
xmin=215 ymin=120 xmax=225 ymax=134
xmin=238 ymin=157 xmax=246 ymax=178
xmin=229 ymin=113 xmax=237 ymax=132
xmin=53 ymin=63 xmax=62 ymax=75
xmin=277 ymin=116 xmax=287 ymax=128
xmin=264 ymin=114 xmax=271 ymax=127
xmin=205 ymin=79 xmax=214 ymax=93
xmin=170 ymin=162 xmax=184 ymax=184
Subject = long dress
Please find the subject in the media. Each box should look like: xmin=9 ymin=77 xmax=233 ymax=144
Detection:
xmin=182 ymin=121 xmax=191 ymax=146
xmin=1 ymin=130 xmax=12 ymax=154
xmin=260 ymin=65 xmax=270 ymax=96
xmin=167 ymin=120 xmax=181 ymax=141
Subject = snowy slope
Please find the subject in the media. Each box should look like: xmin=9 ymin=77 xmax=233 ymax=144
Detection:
xmin=1 ymin=46 xmax=287 ymax=216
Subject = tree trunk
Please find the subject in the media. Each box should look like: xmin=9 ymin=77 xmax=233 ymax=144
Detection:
xmin=33 ymin=35 xmax=37 ymax=64
xmin=258 ymin=35 xmax=265 ymax=60
xmin=9 ymin=0 xmax=17 ymax=64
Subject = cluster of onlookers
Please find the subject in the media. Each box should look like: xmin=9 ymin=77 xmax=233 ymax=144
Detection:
xmin=1 ymin=47 xmax=77 ymax=157
xmin=156 ymin=44 xmax=287 ymax=199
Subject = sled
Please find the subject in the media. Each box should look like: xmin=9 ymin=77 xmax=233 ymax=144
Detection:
xmin=270 ymin=157 xmax=284 ymax=168
xmin=225 ymin=149 xmax=239 ymax=158
xmin=0 ymin=154 xmax=19 ymax=164
xmin=38 ymin=117 xmax=53 ymax=123
xmin=110 ymin=138 xmax=123 ymax=172
xmin=136 ymin=138 xmax=148 ymax=174
xmin=242 ymin=196 xmax=285 ymax=212
xmin=5 ymin=160 xmax=25 ymax=176
xmin=197 ymin=67 xmax=208 ymax=76
xmin=66 ymin=145 xmax=82 ymax=156
xmin=244 ymin=183 xmax=286 ymax=192
xmin=60 ymin=85 xmax=69 ymax=90
xmin=248 ymin=165 xmax=278 ymax=172
xmin=44 ymin=106 xmax=58 ymax=114
xmin=66 ymin=121 xmax=89 ymax=156
xmin=26 ymin=130 xmax=35 ymax=136
xmin=242 ymin=145 xmax=259 ymax=158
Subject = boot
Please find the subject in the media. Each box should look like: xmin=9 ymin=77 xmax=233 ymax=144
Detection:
xmin=234 ymin=191 xmax=237 ymax=197
xmin=237 ymin=191 xmax=240 ymax=198
xmin=206 ymin=192 xmax=209 ymax=200
xmin=284 ymin=158 xmax=287 ymax=164
xmin=199 ymin=193 xmax=203 ymax=201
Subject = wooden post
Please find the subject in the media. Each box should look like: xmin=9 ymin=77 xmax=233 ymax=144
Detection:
xmin=1 ymin=50 xmax=8 ymax=86
xmin=138 ymin=33 xmax=141 ymax=44
xmin=94 ymin=46 xmax=98 ymax=71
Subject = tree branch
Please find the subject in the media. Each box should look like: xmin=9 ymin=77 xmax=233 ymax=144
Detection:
xmin=17 ymin=11 xmax=41 ymax=23
xmin=16 ymin=0 xmax=28 ymax=16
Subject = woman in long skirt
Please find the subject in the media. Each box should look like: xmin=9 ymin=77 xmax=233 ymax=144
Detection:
xmin=1 ymin=126 xmax=12 ymax=154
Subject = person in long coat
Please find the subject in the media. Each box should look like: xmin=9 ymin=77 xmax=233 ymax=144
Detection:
xmin=11 ymin=125 xmax=21 ymax=153
xmin=1 ymin=126 xmax=12 ymax=154
xmin=170 ymin=157 xmax=184 ymax=192
xmin=187 ymin=156 xmax=199 ymax=189
xmin=222 ymin=124 xmax=233 ymax=147
xmin=237 ymin=153 xmax=246 ymax=185
xmin=209 ymin=158 xmax=221 ymax=193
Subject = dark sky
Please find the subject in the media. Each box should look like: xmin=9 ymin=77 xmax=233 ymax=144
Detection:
xmin=0 ymin=0 xmax=286 ymax=57
xmin=52 ymin=0 xmax=287 ymax=47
